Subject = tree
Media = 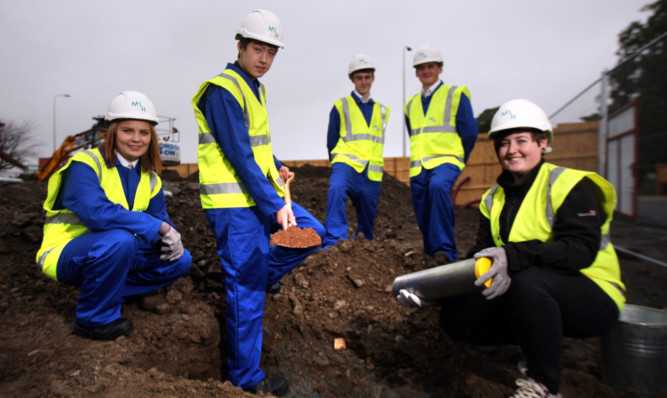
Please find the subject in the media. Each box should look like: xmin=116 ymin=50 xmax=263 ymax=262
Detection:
xmin=0 ymin=119 xmax=38 ymax=171
xmin=609 ymin=0 xmax=667 ymax=185
xmin=476 ymin=106 xmax=499 ymax=133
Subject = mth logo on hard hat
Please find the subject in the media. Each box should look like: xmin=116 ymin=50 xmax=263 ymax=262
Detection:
xmin=268 ymin=26 xmax=279 ymax=39
xmin=131 ymin=101 xmax=147 ymax=113
xmin=501 ymin=110 xmax=516 ymax=120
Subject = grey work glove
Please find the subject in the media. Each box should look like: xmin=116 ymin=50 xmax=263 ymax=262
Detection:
xmin=160 ymin=226 xmax=184 ymax=262
xmin=396 ymin=289 xmax=435 ymax=308
xmin=474 ymin=247 xmax=511 ymax=300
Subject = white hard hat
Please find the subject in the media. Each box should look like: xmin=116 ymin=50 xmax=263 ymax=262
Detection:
xmin=348 ymin=54 xmax=375 ymax=75
xmin=413 ymin=45 xmax=443 ymax=67
xmin=235 ymin=9 xmax=284 ymax=48
xmin=489 ymin=99 xmax=553 ymax=143
xmin=105 ymin=91 xmax=159 ymax=125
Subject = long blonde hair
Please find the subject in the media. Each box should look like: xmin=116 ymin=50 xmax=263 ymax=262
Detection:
xmin=100 ymin=121 xmax=162 ymax=173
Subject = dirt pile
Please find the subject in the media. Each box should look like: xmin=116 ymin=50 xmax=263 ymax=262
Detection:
xmin=0 ymin=165 xmax=665 ymax=397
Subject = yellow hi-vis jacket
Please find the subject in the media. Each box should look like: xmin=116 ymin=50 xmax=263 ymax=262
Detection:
xmin=330 ymin=96 xmax=390 ymax=182
xmin=35 ymin=148 xmax=161 ymax=280
xmin=480 ymin=163 xmax=626 ymax=311
xmin=405 ymin=84 xmax=470 ymax=177
xmin=191 ymin=69 xmax=284 ymax=209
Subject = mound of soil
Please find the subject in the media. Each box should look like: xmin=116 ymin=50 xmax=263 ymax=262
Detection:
xmin=0 ymin=165 xmax=665 ymax=398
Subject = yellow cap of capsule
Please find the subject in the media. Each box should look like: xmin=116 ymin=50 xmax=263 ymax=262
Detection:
xmin=474 ymin=257 xmax=493 ymax=288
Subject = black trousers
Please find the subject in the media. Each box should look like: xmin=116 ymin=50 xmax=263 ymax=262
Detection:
xmin=439 ymin=266 xmax=619 ymax=393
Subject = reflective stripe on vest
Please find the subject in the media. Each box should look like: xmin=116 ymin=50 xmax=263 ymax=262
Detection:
xmin=199 ymin=131 xmax=270 ymax=147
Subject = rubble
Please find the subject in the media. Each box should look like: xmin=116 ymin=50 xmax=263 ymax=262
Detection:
xmin=0 ymin=165 xmax=664 ymax=397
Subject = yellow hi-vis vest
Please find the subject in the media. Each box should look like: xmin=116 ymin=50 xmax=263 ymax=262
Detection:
xmin=35 ymin=148 xmax=161 ymax=280
xmin=480 ymin=163 xmax=626 ymax=311
xmin=191 ymin=69 xmax=284 ymax=209
xmin=405 ymin=84 xmax=470 ymax=177
xmin=330 ymin=96 xmax=390 ymax=182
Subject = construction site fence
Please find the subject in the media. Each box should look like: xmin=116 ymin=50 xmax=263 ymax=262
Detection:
xmin=164 ymin=121 xmax=599 ymax=208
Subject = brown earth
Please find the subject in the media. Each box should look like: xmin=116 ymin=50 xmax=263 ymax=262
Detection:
xmin=1 ymin=164 xmax=665 ymax=398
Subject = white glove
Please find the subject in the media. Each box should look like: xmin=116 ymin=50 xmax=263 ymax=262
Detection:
xmin=396 ymin=289 xmax=431 ymax=308
xmin=474 ymin=247 xmax=511 ymax=300
xmin=160 ymin=226 xmax=184 ymax=262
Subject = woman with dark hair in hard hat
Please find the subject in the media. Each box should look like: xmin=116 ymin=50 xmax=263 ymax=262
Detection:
xmin=399 ymin=99 xmax=625 ymax=397
xmin=36 ymin=91 xmax=191 ymax=341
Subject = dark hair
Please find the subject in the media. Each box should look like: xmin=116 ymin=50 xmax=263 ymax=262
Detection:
xmin=414 ymin=61 xmax=443 ymax=69
xmin=238 ymin=38 xmax=279 ymax=52
xmin=349 ymin=69 xmax=375 ymax=78
xmin=100 ymin=121 xmax=162 ymax=173
xmin=492 ymin=129 xmax=547 ymax=153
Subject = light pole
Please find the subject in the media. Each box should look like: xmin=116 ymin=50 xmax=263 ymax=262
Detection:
xmin=402 ymin=45 xmax=412 ymax=157
xmin=53 ymin=94 xmax=71 ymax=152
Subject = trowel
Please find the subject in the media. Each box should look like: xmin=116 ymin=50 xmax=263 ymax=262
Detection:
xmin=270 ymin=172 xmax=322 ymax=248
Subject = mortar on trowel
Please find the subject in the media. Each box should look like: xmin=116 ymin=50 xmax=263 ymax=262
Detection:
xmin=392 ymin=257 xmax=493 ymax=301
xmin=270 ymin=172 xmax=322 ymax=249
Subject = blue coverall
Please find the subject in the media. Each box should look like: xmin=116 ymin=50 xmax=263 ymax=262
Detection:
xmin=323 ymin=92 xmax=382 ymax=247
xmin=197 ymin=62 xmax=325 ymax=389
xmin=54 ymin=159 xmax=191 ymax=328
xmin=406 ymin=81 xmax=478 ymax=261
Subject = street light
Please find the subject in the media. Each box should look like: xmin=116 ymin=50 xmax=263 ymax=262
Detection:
xmin=53 ymin=93 xmax=71 ymax=152
xmin=402 ymin=45 xmax=412 ymax=157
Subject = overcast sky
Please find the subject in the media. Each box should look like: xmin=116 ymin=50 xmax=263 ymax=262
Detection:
xmin=0 ymin=0 xmax=651 ymax=166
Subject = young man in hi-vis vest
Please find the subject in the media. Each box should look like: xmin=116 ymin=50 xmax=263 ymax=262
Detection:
xmin=191 ymin=9 xmax=324 ymax=396
xmin=323 ymin=54 xmax=390 ymax=249
xmin=404 ymin=44 xmax=478 ymax=263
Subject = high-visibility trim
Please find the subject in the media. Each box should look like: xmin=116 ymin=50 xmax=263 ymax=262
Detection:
xmin=411 ymin=125 xmax=458 ymax=135
xmin=200 ymin=182 xmax=247 ymax=195
xmin=199 ymin=132 xmax=269 ymax=146
xmin=331 ymin=152 xmax=370 ymax=168
xmin=220 ymin=73 xmax=250 ymax=128
xmin=82 ymin=149 xmax=102 ymax=179
xmin=546 ymin=167 xmax=566 ymax=226
xmin=368 ymin=164 xmax=384 ymax=174
xmin=341 ymin=133 xmax=384 ymax=143
xmin=199 ymin=132 xmax=217 ymax=145
xmin=37 ymin=247 xmax=54 ymax=267
xmin=45 ymin=213 xmax=82 ymax=225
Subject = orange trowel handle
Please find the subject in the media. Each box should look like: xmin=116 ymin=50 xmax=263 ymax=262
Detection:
xmin=284 ymin=172 xmax=295 ymax=209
